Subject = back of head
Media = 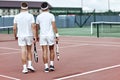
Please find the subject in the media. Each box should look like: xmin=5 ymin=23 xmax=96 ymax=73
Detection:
xmin=41 ymin=2 xmax=49 ymax=11
xmin=21 ymin=2 xmax=28 ymax=10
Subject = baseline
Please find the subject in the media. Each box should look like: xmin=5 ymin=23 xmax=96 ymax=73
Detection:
xmin=54 ymin=64 xmax=120 ymax=80
xmin=0 ymin=74 xmax=20 ymax=80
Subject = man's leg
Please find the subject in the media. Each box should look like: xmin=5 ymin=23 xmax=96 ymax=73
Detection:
xmin=27 ymin=45 xmax=35 ymax=72
xmin=49 ymin=45 xmax=55 ymax=61
xmin=49 ymin=45 xmax=55 ymax=71
xmin=27 ymin=45 xmax=32 ymax=61
xmin=21 ymin=46 xmax=28 ymax=74
xmin=42 ymin=45 xmax=49 ymax=72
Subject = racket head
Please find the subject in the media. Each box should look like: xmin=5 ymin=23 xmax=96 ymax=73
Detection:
xmin=34 ymin=50 xmax=38 ymax=63
xmin=33 ymin=41 xmax=38 ymax=63
xmin=56 ymin=41 xmax=59 ymax=61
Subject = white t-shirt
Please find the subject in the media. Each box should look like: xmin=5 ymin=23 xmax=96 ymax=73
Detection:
xmin=36 ymin=12 xmax=55 ymax=37
xmin=14 ymin=11 xmax=35 ymax=37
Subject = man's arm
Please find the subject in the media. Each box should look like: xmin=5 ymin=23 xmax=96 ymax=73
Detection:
xmin=32 ymin=23 xmax=40 ymax=42
xmin=36 ymin=24 xmax=40 ymax=41
xmin=52 ymin=21 xmax=58 ymax=34
xmin=52 ymin=21 xmax=59 ymax=40
xmin=32 ymin=23 xmax=37 ymax=42
xmin=13 ymin=23 xmax=18 ymax=40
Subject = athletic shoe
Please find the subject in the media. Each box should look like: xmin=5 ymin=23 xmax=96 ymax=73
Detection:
xmin=27 ymin=66 xmax=35 ymax=72
xmin=49 ymin=65 xmax=55 ymax=71
xmin=44 ymin=68 xmax=49 ymax=72
xmin=22 ymin=68 xmax=28 ymax=74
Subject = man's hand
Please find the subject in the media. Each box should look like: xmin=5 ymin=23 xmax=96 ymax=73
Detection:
xmin=55 ymin=37 xmax=59 ymax=42
xmin=33 ymin=37 xmax=39 ymax=43
xmin=15 ymin=37 xmax=18 ymax=40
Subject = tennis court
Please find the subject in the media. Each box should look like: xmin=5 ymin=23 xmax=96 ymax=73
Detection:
xmin=0 ymin=33 xmax=120 ymax=80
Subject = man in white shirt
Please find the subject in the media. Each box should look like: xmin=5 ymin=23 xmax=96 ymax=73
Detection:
xmin=36 ymin=2 xmax=59 ymax=72
xmin=13 ymin=2 xmax=36 ymax=74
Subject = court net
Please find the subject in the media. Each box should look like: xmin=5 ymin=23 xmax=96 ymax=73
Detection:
xmin=0 ymin=26 xmax=13 ymax=34
xmin=0 ymin=26 xmax=15 ymax=42
xmin=91 ymin=21 xmax=120 ymax=37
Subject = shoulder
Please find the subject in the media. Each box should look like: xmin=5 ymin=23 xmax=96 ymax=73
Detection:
xmin=28 ymin=13 xmax=34 ymax=16
xmin=47 ymin=12 xmax=54 ymax=15
xmin=49 ymin=13 xmax=55 ymax=17
xmin=49 ymin=13 xmax=55 ymax=19
xmin=25 ymin=13 xmax=34 ymax=19
xmin=36 ymin=14 xmax=42 ymax=21
xmin=36 ymin=14 xmax=41 ymax=18
xmin=14 ymin=13 xmax=20 ymax=18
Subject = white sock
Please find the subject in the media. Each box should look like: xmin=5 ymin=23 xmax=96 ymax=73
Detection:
xmin=23 ymin=64 xmax=27 ymax=70
xmin=50 ymin=61 xmax=54 ymax=66
xmin=28 ymin=60 xmax=32 ymax=67
xmin=44 ymin=63 xmax=49 ymax=69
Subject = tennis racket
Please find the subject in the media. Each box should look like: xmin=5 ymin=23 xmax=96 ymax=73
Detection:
xmin=56 ymin=41 xmax=60 ymax=61
xmin=33 ymin=39 xmax=38 ymax=63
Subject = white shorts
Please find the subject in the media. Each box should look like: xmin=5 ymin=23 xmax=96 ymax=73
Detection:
xmin=40 ymin=36 xmax=54 ymax=46
xmin=18 ymin=36 xmax=33 ymax=46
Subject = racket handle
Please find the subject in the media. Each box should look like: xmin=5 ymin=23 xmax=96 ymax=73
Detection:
xmin=56 ymin=52 xmax=59 ymax=61
xmin=33 ymin=38 xmax=35 ymax=41
xmin=33 ymin=38 xmax=37 ymax=51
xmin=56 ymin=41 xmax=58 ymax=44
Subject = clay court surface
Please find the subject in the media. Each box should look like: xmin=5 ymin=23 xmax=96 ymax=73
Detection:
xmin=0 ymin=34 xmax=120 ymax=80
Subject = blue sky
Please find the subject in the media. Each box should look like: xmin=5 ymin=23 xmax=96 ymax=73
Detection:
xmin=2 ymin=0 xmax=120 ymax=12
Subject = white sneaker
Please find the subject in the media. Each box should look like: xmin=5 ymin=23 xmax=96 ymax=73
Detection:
xmin=27 ymin=66 xmax=35 ymax=72
xmin=22 ymin=68 xmax=28 ymax=74
xmin=49 ymin=65 xmax=55 ymax=71
xmin=44 ymin=68 xmax=49 ymax=72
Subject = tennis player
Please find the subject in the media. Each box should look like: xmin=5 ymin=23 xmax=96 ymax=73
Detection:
xmin=13 ymin=2 xmax=37 ymax=74
xmin=36 ymin=2 xmax=59 ymax=72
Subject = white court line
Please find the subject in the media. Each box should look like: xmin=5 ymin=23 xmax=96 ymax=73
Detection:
xmin=61 ymin=35 xmax=120 ymax=39
xmin=0 ymin=47 xmax=42 ymax=51
xmin=0 ymin=44 xmax=88 ymax=56
xmin=87 ymin=43 xmax=120 ymax=47
xmin=0 ymin=42 xmax=120 ymax=56
xmin=0 ymin=47 xmax=20 ymax=51
xmin=0 ymin=52 xmax=19 ymax=55
xmin=54 ymin=64 xmax=120 ymax=80
xmin=61 ymin=44 xmax=89 ymax=48
xmin=0 ymin=39 xmax=120 ymax=52
xmin=61 ymin=40 xmax=120 ymax=45
xmin=61 ymin=41 xmax=120 ymax=47
xmin=0 ymin=74 xmax=20 ymax=80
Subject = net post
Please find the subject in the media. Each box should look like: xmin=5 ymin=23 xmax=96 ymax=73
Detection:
xmin=8 ymin=28 xmax=10 ymax=34
xmin=97 ymin=24 xmax=99 ymax=38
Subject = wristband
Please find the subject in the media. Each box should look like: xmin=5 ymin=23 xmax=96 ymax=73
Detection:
xmin=55 ymin=33 xmax=59 ymax=37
